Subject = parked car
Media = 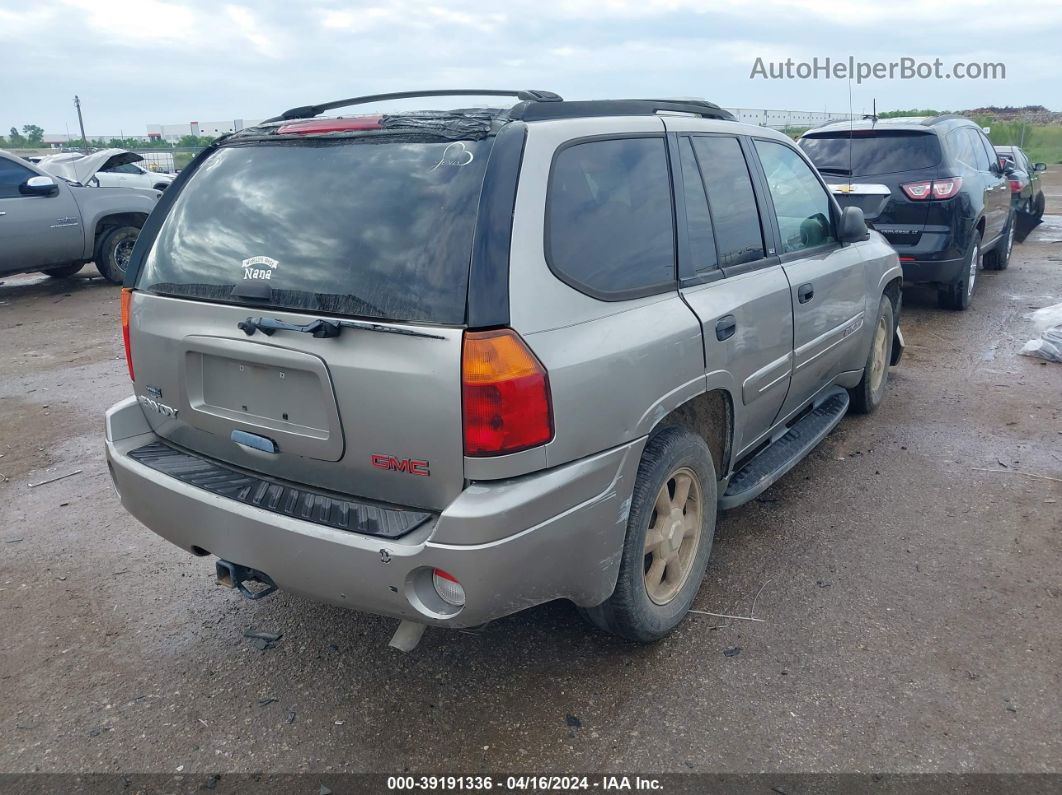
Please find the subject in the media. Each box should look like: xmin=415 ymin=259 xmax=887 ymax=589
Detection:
xmin=995 ymin=145 xmax=1047 ymax=220
xmin=0 ymin=148 xmax=160 ymax=283
xmin=38 ymin=149 xmax=175 ymax=192
xmin=800 ymin=116 xmax=1014 ymax=310
xmin=105 ymin=90 xmax=903 ymax=644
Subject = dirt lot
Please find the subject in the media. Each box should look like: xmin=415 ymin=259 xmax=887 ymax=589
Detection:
xmin=1 ymin=178 xmax=1060 ymax=777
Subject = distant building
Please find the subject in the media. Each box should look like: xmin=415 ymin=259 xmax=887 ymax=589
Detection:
xmin=146 ymin=119 xmax=262 ymax=142
xmin=725 ymin=108 xmax=859 ymax=129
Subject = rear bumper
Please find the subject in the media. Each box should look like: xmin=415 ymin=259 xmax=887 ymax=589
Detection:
xmin=900 ymin=255 xmax=966 ymax=287
xmin=105 ymin=397 xmax=642 ymax=627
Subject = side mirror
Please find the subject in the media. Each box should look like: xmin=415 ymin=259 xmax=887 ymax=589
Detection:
xmin=838 ymin=206 xmax=869 ymax=244
xmin=1034 ymin=162 xmax=1047 ymax=172
xmin=20 ymin=175 xmax=59 ymax=197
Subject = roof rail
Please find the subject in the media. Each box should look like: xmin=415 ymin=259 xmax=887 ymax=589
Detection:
xmin=509 ymin=98 xmax=734 ymax=122
xmin=265 ymin=89 xmax=563 ymax=123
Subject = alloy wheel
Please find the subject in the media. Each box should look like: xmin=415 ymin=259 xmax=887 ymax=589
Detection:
xmin=643 ymin=467 xmax=703 ymax=605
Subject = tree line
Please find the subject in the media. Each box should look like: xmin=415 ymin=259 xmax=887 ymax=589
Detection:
xmin=0 ymin=124 xmax=217 ymax=150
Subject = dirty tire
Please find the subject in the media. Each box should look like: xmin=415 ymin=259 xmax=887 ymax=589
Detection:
xmin=579 ymin=427 xmax=717 ymax=643
xmin=43 ymin=263 xmax=85 ymax=279
xmin=848 ymin=296 xmax=894 ymax=415
xmin=95 ymin=225 xmax=140 ymax=284
xmin=938 ymin=230 xmax=980 ymax=311
xmin=983 ymin=216 xmax=1013 ymax=271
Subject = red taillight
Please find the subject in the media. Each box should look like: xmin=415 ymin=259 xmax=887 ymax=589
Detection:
xmin=901 ymin=177 xmax=962 ymax=201
xmin=462 ymin=329 xmax=553 ymax=457
xmin=1008 ymin=178 xmax=1023 ymax=193
xmin=277 ymin=116 xmax=382 ymax=135
xmin=900 ymin=180 xmax=932 ymax=200
xmin=120 ymin=287 xmax=134 ymax=381
xmin=930 ymin=177 xmax=962 ymax=199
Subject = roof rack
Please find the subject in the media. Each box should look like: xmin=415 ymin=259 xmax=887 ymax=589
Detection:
xmin=509 ymin=98 xmax=734 ymax=122
xmin=264 ymin=90 xmax=735 ymax=125
xmin=265 ymin=89 xmax=563 ymax=123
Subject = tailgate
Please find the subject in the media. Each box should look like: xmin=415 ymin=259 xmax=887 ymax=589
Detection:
xmin=129 ymin=294 xmax=464 ymax=512
xmin=126 ymin=131 xmax=498 ymax=513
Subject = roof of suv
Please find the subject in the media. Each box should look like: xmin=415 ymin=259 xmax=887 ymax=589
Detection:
xmin=807 ymin=115 xmax=976 ymax=136
xmin=259 ymin=89 xmax=736 ymax=125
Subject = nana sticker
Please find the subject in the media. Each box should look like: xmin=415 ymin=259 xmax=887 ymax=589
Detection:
xmin=241 ymin=255 xmax=279 ymax=281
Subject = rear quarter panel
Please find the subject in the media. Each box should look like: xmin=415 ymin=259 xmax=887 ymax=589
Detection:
xmin=500 ymin=117 xmax=706 ymax=473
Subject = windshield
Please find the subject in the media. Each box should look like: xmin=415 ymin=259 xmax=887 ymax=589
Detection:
xmin=139 ymin=136 xmax=493 ymax=324
xmin=800 ymin=130 xmax=942 ymax=176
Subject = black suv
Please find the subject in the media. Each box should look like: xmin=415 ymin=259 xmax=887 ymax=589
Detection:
xmin=800 ymin=116 xmax=1013 ymax=310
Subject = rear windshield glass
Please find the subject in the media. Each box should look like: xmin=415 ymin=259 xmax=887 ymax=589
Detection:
xmin=139 ymin=137 xmax=493 ymax=324
xmin=799 ymin=131 xmax=941 ymax=176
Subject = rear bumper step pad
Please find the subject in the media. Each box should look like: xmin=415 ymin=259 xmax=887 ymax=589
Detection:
xmin=128 ymin=441 xmax=431 ymax=538
xmin=720 ymin=389 xmax=849 ymax=510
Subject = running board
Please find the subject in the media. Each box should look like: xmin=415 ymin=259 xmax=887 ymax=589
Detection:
xmin=720 ymin=389 xmax=849 ymax=510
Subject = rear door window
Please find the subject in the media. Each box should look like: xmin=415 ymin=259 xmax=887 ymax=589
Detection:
xmin=546 ymin=136 xmax=675 ymax=298
xmin=800 ymin=131 xmax=942 ymax=175
xmin=690 ymin=136 xmax=766 ymax=268
xmin=139 ymin=137 xmax=493 ymax=324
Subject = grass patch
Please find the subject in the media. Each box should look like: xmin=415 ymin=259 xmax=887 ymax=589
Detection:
xmin=971 ymin=117 xmax=1062 ymax=164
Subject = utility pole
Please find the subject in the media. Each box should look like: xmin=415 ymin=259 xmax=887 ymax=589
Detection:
xmin=74 ymin=95 xmax=88 ymax=153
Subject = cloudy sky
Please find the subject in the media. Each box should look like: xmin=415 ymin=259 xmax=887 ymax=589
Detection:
xmin=2 ymin=0 xmax=1060 ymax=137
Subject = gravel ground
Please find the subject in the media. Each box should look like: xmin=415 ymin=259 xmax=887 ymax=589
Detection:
xmin=1 ymin=176 xmax=1059 ymax=776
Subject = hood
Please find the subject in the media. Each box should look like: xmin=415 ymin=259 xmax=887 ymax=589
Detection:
xmin=38 ymin=148 xmax=143 ymax=185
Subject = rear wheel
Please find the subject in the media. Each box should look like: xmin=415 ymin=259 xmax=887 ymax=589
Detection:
xmin=983 ymin=217 xmax=1013 ymax=271
xmin=95 ymin=225 xmax=140 ymax=284
xmin=848 ymin=296 xmax=894 ymax=414
xmin=579 ymin=427 xmax=717 ymax=642
xmin=42 ymin=263 xmax=85 ymax=279
xmin=938 ymin=230 xmax=980 ymax=311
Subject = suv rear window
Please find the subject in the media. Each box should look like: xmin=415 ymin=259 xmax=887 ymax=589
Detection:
xmin=800 ymin=130 xmax=942 ymax=176
xmin=139 ymin=137 xmax=493 ymax=324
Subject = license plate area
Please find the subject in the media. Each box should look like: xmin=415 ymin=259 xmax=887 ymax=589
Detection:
xmin=179 ymin=336 xmax=344 ymax=461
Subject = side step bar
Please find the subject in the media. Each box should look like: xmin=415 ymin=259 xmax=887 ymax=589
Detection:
xmin=720 ymin=388 xmax=849 ymax=510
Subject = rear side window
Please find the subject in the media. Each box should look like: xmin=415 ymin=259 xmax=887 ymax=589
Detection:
xmin=0 ymin=158 xmax=35 ymax=199
xmin=139 ymin=137 xmax=493 ymax=324
xmin=948 ymin=129 xmax=978 ymax=168
xmin=547 ymin=137 xmax=675 ymax=298
xmin=690 ymin=136 xmax=766 ymax=268
xmin=800 ymin=131 xmax=942 ymax=175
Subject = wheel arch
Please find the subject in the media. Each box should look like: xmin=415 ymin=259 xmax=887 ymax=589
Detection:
xmin=94 ymin=212 xmax=148 ymax=252
xmin=649 ymin=388 xmax=734 ymax=481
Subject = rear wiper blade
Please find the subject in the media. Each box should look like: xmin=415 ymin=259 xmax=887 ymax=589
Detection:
xmin=237 ymin=315 xmax=445 ymax=340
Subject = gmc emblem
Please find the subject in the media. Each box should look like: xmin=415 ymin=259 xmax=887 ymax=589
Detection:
xmin=371 ymin=454 xmax=430 ymax=477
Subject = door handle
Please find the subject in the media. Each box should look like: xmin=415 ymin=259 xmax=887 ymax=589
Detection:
xmin=715 ymin=315 xmax=736 ymax=341
xmin=798 ymin=283 xmax=815 ymax=304
xmin=0 ymin=211 xmax=6 ymax=216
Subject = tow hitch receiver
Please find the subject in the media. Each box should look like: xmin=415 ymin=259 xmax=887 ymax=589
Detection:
xmin=216 ymin=560 xmax=278 ymax=601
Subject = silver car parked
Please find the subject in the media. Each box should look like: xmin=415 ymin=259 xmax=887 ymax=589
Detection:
xmin=105 ymin=91 xmax=903 ymax=643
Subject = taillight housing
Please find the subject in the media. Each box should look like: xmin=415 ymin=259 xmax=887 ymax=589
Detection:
xmin=120 ymin=287 xmax=134 ymax=381
xmin=1008 ymin=178 xmax=1024 ymax=193
xmin=462 ymin=329 xmax=553 ymax=457
xmin=901 ymin=177 xmax=962 ymax=201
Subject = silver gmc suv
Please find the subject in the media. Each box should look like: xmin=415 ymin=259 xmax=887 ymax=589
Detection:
xmin=105 ymin=90 xmax=904 ymax=643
